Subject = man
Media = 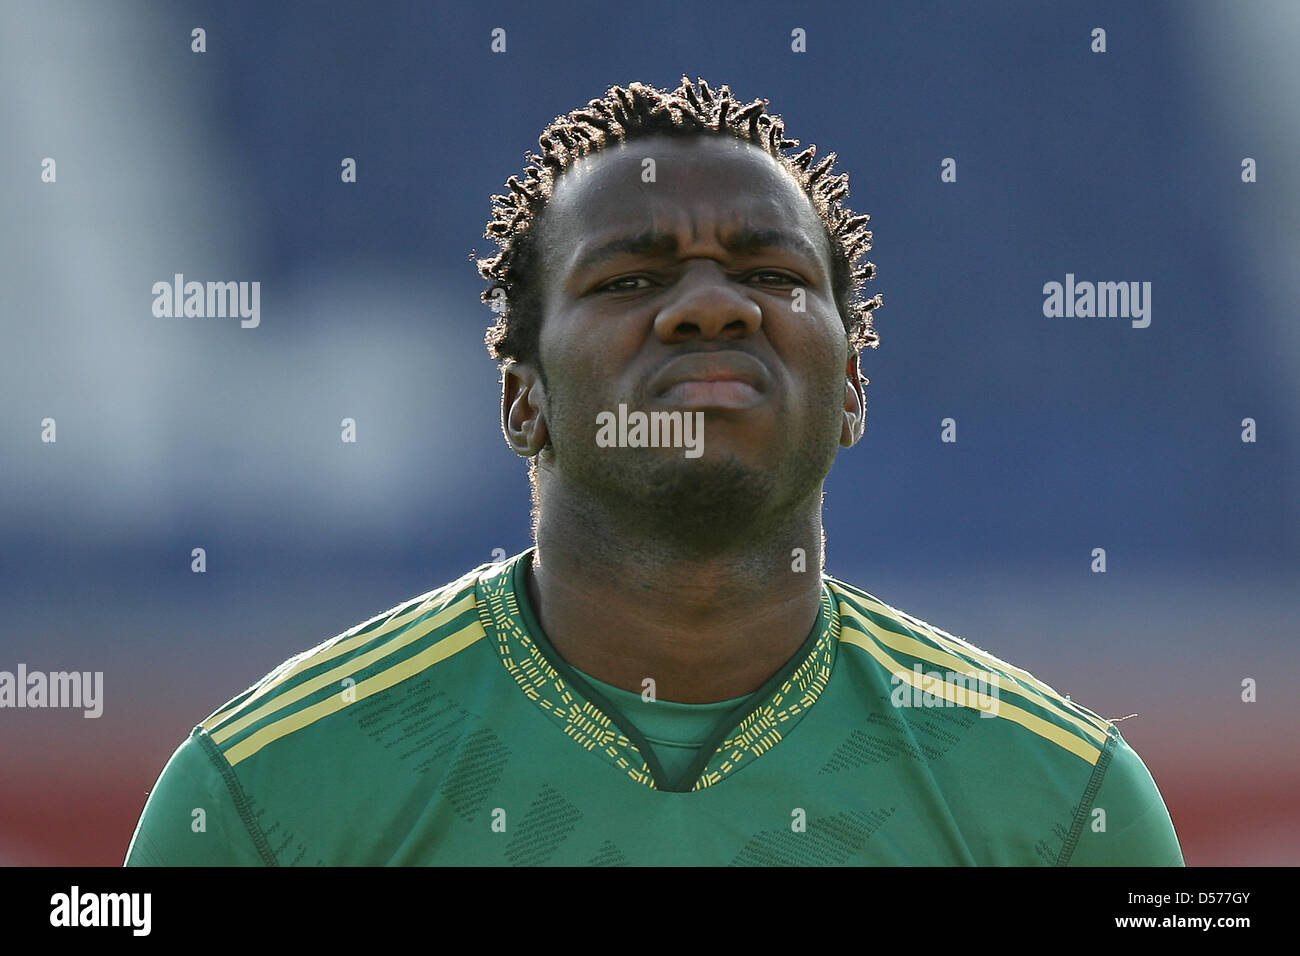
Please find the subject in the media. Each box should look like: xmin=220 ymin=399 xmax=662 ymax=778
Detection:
xmin=125 ymin=78 xmax=1183 ymax=865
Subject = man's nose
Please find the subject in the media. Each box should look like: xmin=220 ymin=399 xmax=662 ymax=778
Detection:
xmin=652 ymin=262 xmax=763 ymax=343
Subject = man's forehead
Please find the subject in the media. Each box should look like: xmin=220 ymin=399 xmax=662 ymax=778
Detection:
xmin=543 ymin=135 xmax=828 ymax=263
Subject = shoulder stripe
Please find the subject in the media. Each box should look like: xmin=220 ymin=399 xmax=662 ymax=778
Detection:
xmin=203 ymin=570 xmax=483 ymax=734
xmin=836 ymin=627 xmax=1103 ymax=764
xmin=837 ymin=598 xmax=1109 ymax=749
xmin=209 ymin=591 xmax=478 ymax=746
xmin=830 ymin=580 xmax=1112 ymax=734
xmin=889 ymin=604 xmax=1112 ymax=733
xmin=221 ymin=615 xmax=487 ymax=766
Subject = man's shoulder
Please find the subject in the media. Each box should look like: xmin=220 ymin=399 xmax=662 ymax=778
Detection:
xmin=824 ymin=575 xmax=1119 ymax=768
xmin=194 ymin=558 xmax=509 ymax=769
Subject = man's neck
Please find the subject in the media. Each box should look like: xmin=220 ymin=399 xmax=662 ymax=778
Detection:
xmin=526 ymin=487 xmax=826 ymax=704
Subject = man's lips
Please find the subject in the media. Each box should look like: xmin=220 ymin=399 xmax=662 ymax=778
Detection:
xmin=647 ymin=351 xmax=771 ymax=409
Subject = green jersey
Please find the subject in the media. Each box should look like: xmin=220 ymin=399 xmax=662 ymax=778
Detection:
xmin=124 ymin=549 xmax=1184 ymax=866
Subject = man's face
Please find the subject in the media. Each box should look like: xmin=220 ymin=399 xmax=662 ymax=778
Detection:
xmin=506 ymin=132 xmax=864 ymax=535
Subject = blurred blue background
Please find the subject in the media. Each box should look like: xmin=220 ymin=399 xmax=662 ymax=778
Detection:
xmin=1 ymin=0 xmax=1296 ymax=864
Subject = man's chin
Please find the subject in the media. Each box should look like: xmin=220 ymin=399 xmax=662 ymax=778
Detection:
xmin=584 ymin=450 xmax=790 ymax=543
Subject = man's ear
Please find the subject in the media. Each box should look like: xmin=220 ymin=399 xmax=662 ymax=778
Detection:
xmin=841 ymin=351 xmax=866 ymax=448
xmin=502 ymin=362 xmax=549 ymax=457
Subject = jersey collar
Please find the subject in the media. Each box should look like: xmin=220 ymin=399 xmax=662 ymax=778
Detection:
xmin=474 ymin=548 xmax=840 ymax=792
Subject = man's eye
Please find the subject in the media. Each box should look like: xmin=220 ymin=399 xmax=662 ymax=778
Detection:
xmin=597 ymin=272 xmax=800 ymax=293
xmin=750 ymin=271 xmax=802 ymax=285
xmin=598 ymin=276 xmax=651 ymax=292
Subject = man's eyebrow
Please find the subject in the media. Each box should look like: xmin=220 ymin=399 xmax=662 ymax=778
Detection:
xmin=724 ymin=226 xmax=823 ymax=264
xmin=569 ymin=226 xmax=824 ymax=276
xmin=570 ymin=231 xmax=679 ymax=276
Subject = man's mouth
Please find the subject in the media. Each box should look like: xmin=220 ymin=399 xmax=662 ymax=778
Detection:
xmin=657 ymin=379 xmax=763 ymax=408
xmin=648 ymin=351 xmax=770 ymax=409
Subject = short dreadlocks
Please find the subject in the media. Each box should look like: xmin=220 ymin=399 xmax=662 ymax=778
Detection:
xmin=476 ymin=76 xmax=882 ymax=372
